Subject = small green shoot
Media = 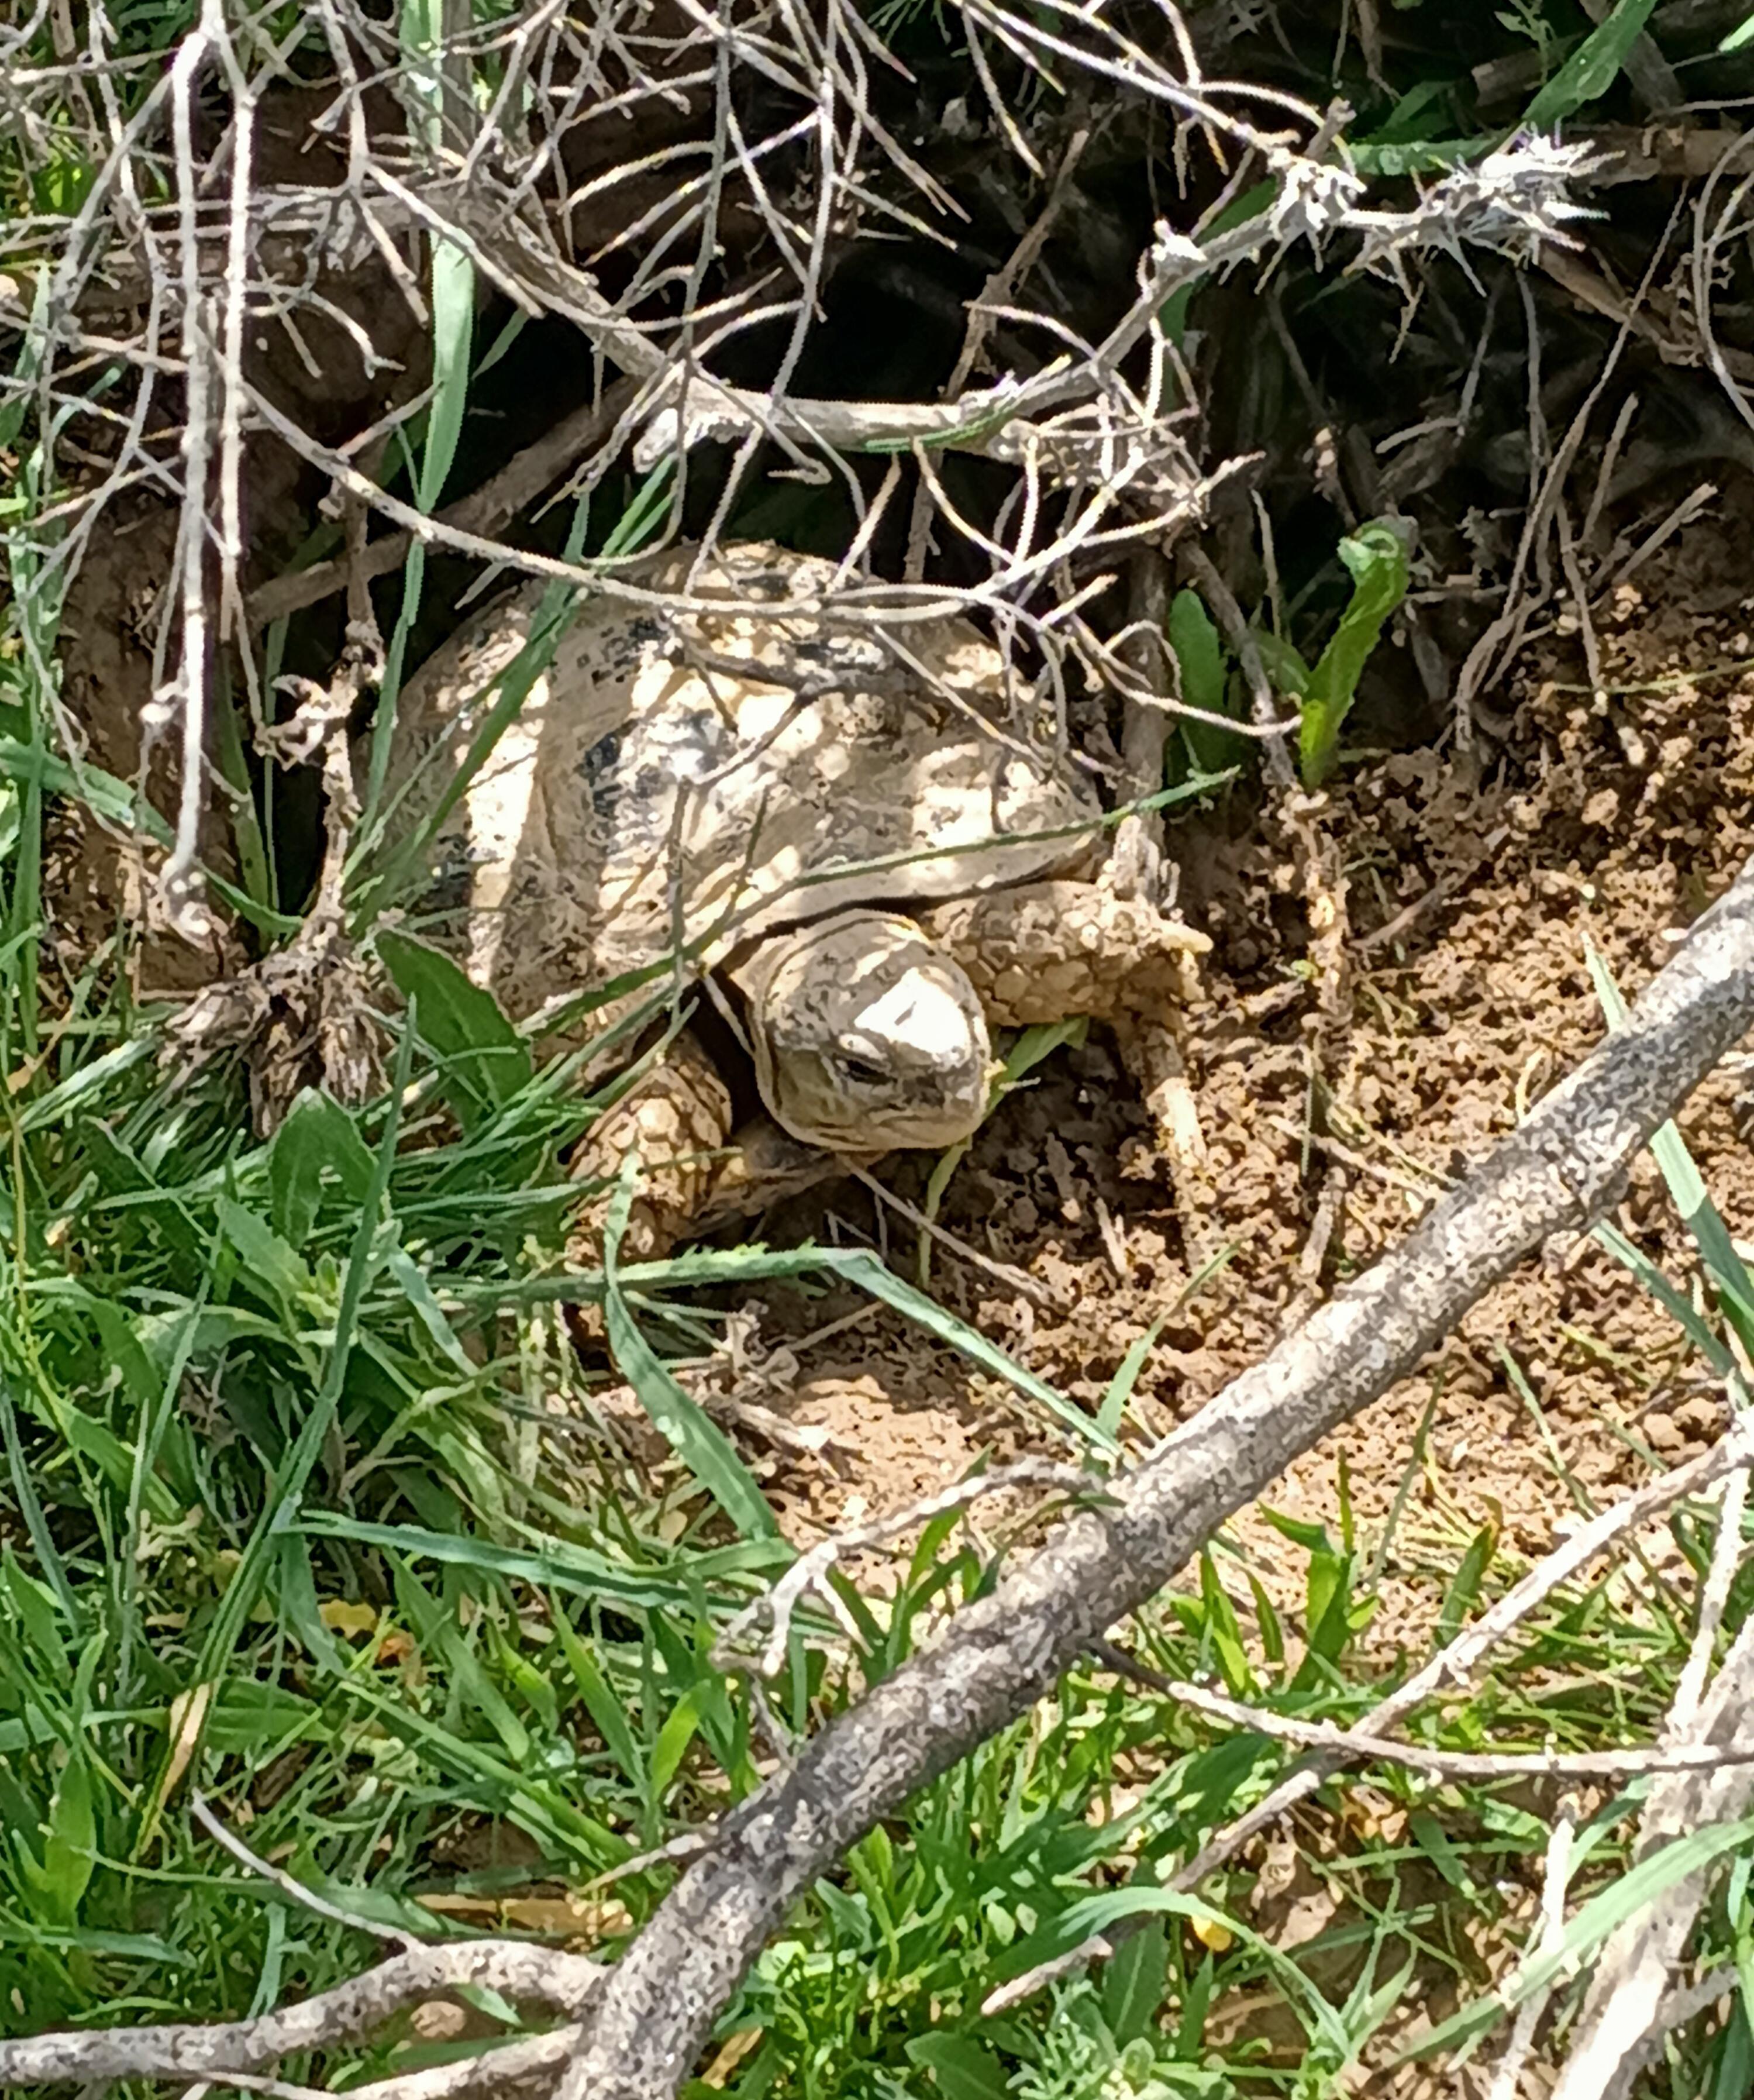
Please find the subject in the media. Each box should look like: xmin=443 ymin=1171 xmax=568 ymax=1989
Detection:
xmin=1297 ymin=517 xmax=1413 ymax=790
xmin=1166 ymin=587 xmax=1244 ymax=782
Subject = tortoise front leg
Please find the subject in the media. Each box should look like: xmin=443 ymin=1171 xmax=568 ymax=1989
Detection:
xmin=568 ymin=1038 xmax=870 ymax=1264
xmin=568 ymin=1031 xmax=737 ymax=1264
xmin=918 ymin=880 xmax=1209 ymax=1174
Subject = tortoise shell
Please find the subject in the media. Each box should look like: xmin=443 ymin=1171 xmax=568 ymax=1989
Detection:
xmin=375 ymin=541 xmax=1105 ymax=1031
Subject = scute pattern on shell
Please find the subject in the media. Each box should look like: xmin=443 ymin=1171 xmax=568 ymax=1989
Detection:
xmin=377 ymin=542 xmax=1104 ymax=1028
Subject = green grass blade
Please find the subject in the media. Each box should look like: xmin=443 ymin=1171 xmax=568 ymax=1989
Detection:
xmin=1169 ymin=587 xmax=1245 ymax=777
xmin=174 ymin=1010 xmax=416 ymax=1795
xmin=299 ymin=1512 xmax=789 ymax=1607
xmin=602 ymin=1169 xmax=781 ymax=1540
xmin=1400 ymin=1816 xmax=1754 ymax=2060
xmin=1097 ymin=1318 xmax=1164 ymax=1443
xmin=1584 ymin=938 xmax=1754 ymax=1359
xmin=1522 ymin=0 xmax=1660 ymax=126
xmin=826 ymin=1249 xmax=1119 ymax=1458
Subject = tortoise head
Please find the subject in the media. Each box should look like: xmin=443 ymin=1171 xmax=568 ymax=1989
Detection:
xmin=735 ymin=910 xmax=994 ymax=1152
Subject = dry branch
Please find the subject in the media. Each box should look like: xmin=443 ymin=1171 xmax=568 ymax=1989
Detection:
xmin=553 ymin=859 xmax=1754 ymax=2098
xmin=0 ymin=1942 xmax=601 ymax=2086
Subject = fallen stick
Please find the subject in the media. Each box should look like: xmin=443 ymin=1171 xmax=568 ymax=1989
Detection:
xmin=0 ymin=1943 xmax=600 ymax=2085
xmin=557 ymin=849 xmax=1754 ymax=2100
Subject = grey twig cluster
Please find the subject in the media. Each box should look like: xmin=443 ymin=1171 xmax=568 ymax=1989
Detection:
xmin=4 ymin=0 xmax=1608 ymax=937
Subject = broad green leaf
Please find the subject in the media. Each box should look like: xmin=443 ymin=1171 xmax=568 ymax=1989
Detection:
xmin=268 ymin=1090 xmax=377 ymax=1247
xmin=1436 ymin=1524 xmax=1496 ymax=1647
xmin=1246 ymin=1571 xmax=1285 ymax=1667
xmin=39 ymin=1752 xmax=95 ymax=1927
xmin=204 ymin=1679 xmax=322 ymax=1753
xmin=1173 ymin=1951 xmax=1217 ymax=2055
xmin=420 ymin=241 xmax=475 ymax=515
xmin=904 ymin=2033 xmax=1010 ymax=2100
xmin=87 ymin=1297 xmax=161 ymax=1412
xmin=1102 ymin=1915 xmax=1169 ymax=2045
xmin=494 ymin=1626 xmax=561 ymax=1736
xmin=1348 ymin=136 xmax=1492 ymax=177
xmin=216 ymin=1197 xmax=315 ymax=1307
xmin=1298 ymin=519 xmax=1412 ymax=789
xmin=1168 ymin=589 xmax=1242 ymax=776
xmin=647 ymin=1689 xmax=704 ymax=1800
xmin=378 ymin=931 xmax=532 ymax=1128
xmin=1259 ymin=1506 xmax=1331 ymax=1555
xmin=554 ymin=1613 xmax=646 ymax=1789
xmin=1200 ymin=1552 xmax=1253 ymax=1695
xmin=1302 ymin=1547 xmax=1356 ymax=1669
xmin=1170 ymin=591 xmax=1225 ymax=712
xmin=1524 ymin=0 xmax=1660 ymax=127
xmin=2 ymin=1552 xmax=68 ymax=1678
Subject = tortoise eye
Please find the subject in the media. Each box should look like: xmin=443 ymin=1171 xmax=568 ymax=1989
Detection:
xmin=836 ymin=1054 xmax=891 ymax=1089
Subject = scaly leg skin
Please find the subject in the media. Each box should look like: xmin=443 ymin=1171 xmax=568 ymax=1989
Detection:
xmin=919 ymin=880 xmax=1213 ymax=1233
xmin=690 ymin=1117 xmax=867 ymax=1237
xmin=567 ymin=1031 xmax=736 ymax=1267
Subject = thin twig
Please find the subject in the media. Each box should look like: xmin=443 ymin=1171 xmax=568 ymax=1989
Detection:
xmin=189 ymin=1792 xmax=419 ymax=1952
xmin=1088 ymin=1642 xmax=1754 ymax=1782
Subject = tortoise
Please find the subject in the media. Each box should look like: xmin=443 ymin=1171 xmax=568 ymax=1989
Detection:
xmin=374 ymin=540 xmax=1208 ymax=1252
